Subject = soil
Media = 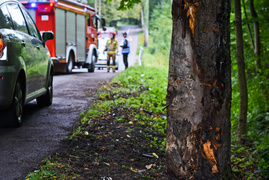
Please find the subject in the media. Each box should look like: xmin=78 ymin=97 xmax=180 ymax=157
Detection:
xmin=43 ymin=82 xmax=172 ymax=180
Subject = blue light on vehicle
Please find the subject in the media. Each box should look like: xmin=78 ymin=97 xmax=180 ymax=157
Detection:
xmin=84 ymin=8 xmax=87 ymax=11
xmin=55 ymin=0 xmax=58 ymax=2
xmin=31 ymin=3 xmax=36 ymax=7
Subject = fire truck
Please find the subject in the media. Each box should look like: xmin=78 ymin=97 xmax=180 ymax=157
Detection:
xmin=19 ymin=0 xmax=105 ymax=73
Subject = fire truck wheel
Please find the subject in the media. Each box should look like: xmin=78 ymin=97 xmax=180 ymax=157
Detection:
xmin=66 ymin=55 xmax=74 ymax=74
xmin=88 ymin=53 xmax=96 ymax=73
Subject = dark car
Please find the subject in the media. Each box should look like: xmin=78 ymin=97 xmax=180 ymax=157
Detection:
xmin=0 ymin=0 xmax=54 ymax=127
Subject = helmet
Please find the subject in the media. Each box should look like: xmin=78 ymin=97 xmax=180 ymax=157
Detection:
xmin=110 ymin=32 xmax=116 ymax=38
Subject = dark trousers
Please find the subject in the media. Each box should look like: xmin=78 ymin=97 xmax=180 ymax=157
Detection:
xmin=123 ymin=54 xmax=128 ymax=69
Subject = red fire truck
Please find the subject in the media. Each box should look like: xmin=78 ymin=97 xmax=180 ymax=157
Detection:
xmin=19 ymin=0 xmax=105 ymax=73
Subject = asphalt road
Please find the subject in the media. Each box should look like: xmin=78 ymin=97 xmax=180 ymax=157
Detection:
xmin=0 ymin=25 xmax=140 ymax=180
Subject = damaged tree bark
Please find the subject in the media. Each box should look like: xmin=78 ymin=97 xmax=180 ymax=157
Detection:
xmin=165 ymin=0 xmax=232 ymax=179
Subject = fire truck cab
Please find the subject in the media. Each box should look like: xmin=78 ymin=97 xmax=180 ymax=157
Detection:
xmin=19 ymin=0 xmax=105 ymax=73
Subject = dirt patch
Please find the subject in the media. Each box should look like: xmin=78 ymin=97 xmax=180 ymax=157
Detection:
xmin=41 ymin=82 xmax=172 ymax=180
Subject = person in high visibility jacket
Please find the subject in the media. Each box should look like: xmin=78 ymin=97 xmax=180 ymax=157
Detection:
xmin=120 ymin=32 xmax=130 ymax=69
xmin=104 ymin=32 xmax=118 ymax=72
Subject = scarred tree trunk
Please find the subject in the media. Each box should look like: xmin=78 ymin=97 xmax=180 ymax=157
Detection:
xmin=165 ymin=0 xmax=231 ymax=179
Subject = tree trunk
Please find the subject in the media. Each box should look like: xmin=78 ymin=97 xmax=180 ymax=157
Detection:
xmin=234 ymin=0 xmax=248 ymax=144
xmin=242 ymin=0 xmax=255 ymax=50
xmin=165 ymin=0 xmax=231 ymax=179
xmin=249 ymin=0 xmax=261 ymax=68
xmin=142 ymin=0 xmax=149 ymax=47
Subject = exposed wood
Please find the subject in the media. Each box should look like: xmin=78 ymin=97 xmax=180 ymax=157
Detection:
xmin=165 ymin=0 xmax=231 ymax=178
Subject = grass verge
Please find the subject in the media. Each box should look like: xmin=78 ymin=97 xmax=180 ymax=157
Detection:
xmin=26 ymin=66 xmax=169 ymax=179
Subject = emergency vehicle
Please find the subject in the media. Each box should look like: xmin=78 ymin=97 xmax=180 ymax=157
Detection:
xmin=19 ymin=0 xmax=105 ymax=73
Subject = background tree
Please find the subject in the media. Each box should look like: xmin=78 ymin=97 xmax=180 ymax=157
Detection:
xmin=234 ymin=0 xmax=248 ymax=144
xmin=249 ymin=0 xmax=261 ymax=68
xmin=88 ymin=0 xmax=141 ymax=27
xmin=141 ymin=0 xmax=149 ymax=47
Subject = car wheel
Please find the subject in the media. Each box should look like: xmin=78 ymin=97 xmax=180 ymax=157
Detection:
xmin=37 ymin=73 xmax=53 ymax=106
xmin=66 ymin=55 xmax=73 ymax=73
xmin=88 ymin=53 xmax=96 ymax=73
xmin=0 ymin=80 xmax=23 ymax=127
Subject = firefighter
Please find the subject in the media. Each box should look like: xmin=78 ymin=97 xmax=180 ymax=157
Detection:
xmin=104 ymin=32 xmax=118 ymax=72
xmin=120 ymin=32 xmax=130 ymax=69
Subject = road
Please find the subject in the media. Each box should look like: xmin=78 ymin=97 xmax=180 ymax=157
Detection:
xmin=0 ymin=25 xmax=140 ymax=180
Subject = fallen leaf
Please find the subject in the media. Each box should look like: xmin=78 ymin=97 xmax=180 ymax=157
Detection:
xmin=138 ymin=169 xmax=147 ymax=173
xmin=146 ymin=164 xmax=153 ymax=169
xmin=92 ymin=161 xmax=99 ymax=165
xmin=104 ymin=162 xmax=110 ymax=166
xmin=152 ymin=153 xmax=159 ymax=158
xmin=130 ymin=167 xmax=137 ymax=173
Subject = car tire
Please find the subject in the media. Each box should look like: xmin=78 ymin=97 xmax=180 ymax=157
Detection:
xmin=88 ymin=53 xmax=96 ymax=73
xmin=0 ymin=80 xmax=23 ymax=127
xmin=37 ymin=73 xmax=53 ymax=106
xmin=66 ymin=55 xmax=73 ymax=74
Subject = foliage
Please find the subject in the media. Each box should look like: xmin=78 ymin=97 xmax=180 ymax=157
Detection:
xmin=107 ymin=0 xmax=141 ymax=10
xmin=230 ymin=0 xmax=269 ymax=178
xmin=26 ymin=157 xmax=81 ymax=179
xmin=88 ymin=0 xmax=141 ymax=26
xmin=137 ymin=0 xmax=171 ymax=68
xmin=148 ymin=1 xmax=172 ymax=59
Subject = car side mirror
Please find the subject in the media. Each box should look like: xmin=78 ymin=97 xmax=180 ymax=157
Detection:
xmin=42 ymin=32 xmax=54 ymax=45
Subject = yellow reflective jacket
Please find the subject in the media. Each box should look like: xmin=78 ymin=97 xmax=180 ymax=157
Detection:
xmin=104 ymin=38 xmax=118 ymax=54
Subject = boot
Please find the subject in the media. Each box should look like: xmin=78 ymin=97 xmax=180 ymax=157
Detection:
xmin=112 ymin=66 xmax=116 ymax=73
xmin=107 ymin=66 xmax=110 ymax=72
